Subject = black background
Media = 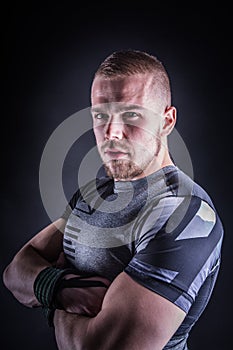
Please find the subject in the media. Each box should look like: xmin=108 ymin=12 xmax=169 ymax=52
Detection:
xmin=1 ymin=4 xmax=232 ymax=349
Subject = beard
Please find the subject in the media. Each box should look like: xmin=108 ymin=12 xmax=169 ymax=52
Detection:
xmin=104 ymin=159 xmax=144 ymax=180
xmin=101 ymin=138 xmax=162 ymax=180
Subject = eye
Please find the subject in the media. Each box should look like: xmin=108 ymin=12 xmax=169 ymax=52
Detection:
xmin=122 ymin=111 xmax=140 ymax=120
xmin=94 ymin=113 xmax=109 ymax=121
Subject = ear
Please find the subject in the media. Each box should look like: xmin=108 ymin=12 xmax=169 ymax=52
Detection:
xmin=161 ymin=106 xmax=177 ymax=136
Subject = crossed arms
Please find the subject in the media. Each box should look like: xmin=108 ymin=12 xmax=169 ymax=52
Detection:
xmin=3 ymin=218 xmax=186 ymax=350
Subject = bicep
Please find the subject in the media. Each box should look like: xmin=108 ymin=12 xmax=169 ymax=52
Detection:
xmin=85 ymin=272 xmax=186 ymax=350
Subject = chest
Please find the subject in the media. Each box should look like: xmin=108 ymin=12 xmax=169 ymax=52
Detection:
xmin=63 ymin=206 xmax=139 ymax=280
xmin=63 ymin=183 xmax=153 ymax=279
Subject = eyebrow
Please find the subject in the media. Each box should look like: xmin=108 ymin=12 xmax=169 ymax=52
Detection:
xmin=91 ymin=104 xmax=144 ymax=114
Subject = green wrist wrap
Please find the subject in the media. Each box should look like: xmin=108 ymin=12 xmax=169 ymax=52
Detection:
xmin=33 ymin=266 xmax=76 ymax=309
xmin=34 ymin=267 xmax=109 ymax=328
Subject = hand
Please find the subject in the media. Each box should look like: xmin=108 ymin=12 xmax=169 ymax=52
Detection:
xmin=54 ymin=251 xmax=111 ymax=316
xmin=56 ymin=274 xmax=111 ymax=316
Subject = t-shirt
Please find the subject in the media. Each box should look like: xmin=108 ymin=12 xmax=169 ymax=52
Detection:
xmin=61 ymin=165 xmax=224 ymax=337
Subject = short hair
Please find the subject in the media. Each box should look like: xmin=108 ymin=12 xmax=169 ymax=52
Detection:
xmin=94 ymin=49 xmax=171 ymax=107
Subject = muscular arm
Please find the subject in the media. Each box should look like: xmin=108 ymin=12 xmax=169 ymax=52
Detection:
xmin=54 ymin=272 xmax=186 ymax=350
xmin=2 ymin=218 xmax=110 ymax=314
xmin=2 ymin=218 xmax=65 ymax=307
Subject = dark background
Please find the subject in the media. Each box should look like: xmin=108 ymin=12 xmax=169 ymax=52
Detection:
xmin=1 ymin=4 xmax=232 ymax=349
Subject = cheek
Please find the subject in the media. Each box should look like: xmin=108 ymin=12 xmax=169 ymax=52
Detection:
xmin=128 ymin=126 xmax=158 ymax=144
xmin=93 ymin=126 xmax=105 ymax=144
xmin=128 ymin=119 xmax=160 ymax=136
xmin=131 ymin=131 xmax=160 ymax=157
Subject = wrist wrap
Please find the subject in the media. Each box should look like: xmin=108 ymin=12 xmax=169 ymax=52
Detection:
xmin=33 ymin=266 xmax=77 ymax=309
xmin=34 ymin=267 xmax=108 ymax=327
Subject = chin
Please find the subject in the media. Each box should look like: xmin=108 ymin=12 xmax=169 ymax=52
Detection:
xmin=103 ymin=160 xmax=144 ymax=180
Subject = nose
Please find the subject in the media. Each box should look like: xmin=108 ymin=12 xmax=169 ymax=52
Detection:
xmin=105 ymin=119 xmax=125 ymax=140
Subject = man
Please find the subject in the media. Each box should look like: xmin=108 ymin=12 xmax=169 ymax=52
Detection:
xmin=3 ymin=50 xmax=224 ymax=349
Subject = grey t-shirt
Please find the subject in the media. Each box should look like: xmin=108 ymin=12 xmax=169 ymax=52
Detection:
xmin=61 ymin=165 xmax=224 ymax=338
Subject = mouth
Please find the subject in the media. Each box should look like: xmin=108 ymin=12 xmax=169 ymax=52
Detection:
xmin=104 ymin=148 xmax=130 ymax=159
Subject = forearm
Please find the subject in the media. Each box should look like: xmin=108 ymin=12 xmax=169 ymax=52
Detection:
xmin=3 ymin=219 xmax=65 ymax=307
xmin=54 ymin=309 xmax=116 ymax=350
xmin=53 ymin=273 xmax=126 ymax=350
xmin=54 ymin=310 xmax=91 ymax=350
xmin=54 ymin=306 xmax=133 ymax=350
xmin=54 ymin=303 xmax=125 ymax=350
xmin=3 ymin=244 xmax=51 ymax=307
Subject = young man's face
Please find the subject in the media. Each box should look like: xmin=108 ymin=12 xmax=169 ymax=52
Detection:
xmin=91 ymin=73 xmax=172 ymax=180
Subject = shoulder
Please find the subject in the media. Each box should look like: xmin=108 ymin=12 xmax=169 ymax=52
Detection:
xmin=165 ymin=167 xmax=223 ymax=234
xmin=165 ymin=166 xmax=215 ymax=206
xmin=137 ymin=166 xmax=224 ymax=244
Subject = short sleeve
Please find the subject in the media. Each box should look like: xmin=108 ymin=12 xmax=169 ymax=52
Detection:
xmin=124 ymin=195 xmax=223 ymax=313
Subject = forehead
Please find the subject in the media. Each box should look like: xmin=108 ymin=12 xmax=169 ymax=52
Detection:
xmin=91 ymin=74 xmax=154 ymax=105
